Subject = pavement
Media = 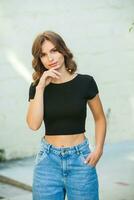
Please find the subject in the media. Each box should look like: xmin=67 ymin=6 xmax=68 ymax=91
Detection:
xmin=0 ymin=141 xmax=134 ymax=200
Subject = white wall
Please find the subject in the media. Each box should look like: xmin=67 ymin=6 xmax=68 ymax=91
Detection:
xmin=0 ymin=0 xmax=134 ymax=159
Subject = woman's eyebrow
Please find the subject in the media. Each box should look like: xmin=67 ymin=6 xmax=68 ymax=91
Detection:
xmin=42 ymin=47 xmax=56 ymax=54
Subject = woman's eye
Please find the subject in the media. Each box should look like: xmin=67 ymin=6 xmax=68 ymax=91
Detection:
xmin=52 ymin=49 xmax=57 ymax=52
xmin=40 ymin=53 xmax=46 ymax=57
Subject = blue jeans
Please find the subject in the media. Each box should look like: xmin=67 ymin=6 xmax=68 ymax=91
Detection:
xmin=32 ymin=136 xmax=99 ymax=200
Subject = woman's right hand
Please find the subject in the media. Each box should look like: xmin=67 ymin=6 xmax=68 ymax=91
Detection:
xmin=37 ymin=66 xmax=61 ymax=89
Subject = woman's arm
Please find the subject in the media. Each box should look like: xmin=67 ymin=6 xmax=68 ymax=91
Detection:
xmin=26 ymin=67 xmax=61 ymax=131
xmin=85 ymin=94 xmax=107 ymax=166
xmin=26 ymin=86 xmax=45 ymax=131
xmin=88 ymin=94 xmax=107 ymax=152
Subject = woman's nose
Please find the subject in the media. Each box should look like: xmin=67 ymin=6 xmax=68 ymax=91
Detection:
xmin=48 ymin=54 xmax=53 ymax=61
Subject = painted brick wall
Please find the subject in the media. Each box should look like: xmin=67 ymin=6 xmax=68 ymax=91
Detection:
xmin=0 ymin=0 xmax=134 ymax=159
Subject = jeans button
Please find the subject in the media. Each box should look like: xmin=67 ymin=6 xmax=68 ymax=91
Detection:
xmin=76 ymin=150 xmax=80 ymax=155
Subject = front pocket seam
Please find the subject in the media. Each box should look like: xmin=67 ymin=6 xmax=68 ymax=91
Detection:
xmin=35 ymin=150 xmax=48 ymax=165
xmin=80 ymin=152 xmax=95 ymax=169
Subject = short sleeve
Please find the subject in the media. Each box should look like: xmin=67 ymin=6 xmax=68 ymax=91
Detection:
xmin=28 ymin=82 xmax=36 ymax=101
xmin=86 ymin=76 xmax=99 ymax=100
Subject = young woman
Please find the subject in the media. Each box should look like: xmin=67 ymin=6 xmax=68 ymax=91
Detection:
xmin=26 ymin=30 xmax=107 ymax=200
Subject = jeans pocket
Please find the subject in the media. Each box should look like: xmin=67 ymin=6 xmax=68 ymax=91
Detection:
xmin=35 ymin=148 xmax=48 ymax=165
xmin=79 ymin=148 xmax=95 ymax=169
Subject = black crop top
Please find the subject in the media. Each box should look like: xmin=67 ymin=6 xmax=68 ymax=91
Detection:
xmin=28 ymin=73 xmax=99 ymax=135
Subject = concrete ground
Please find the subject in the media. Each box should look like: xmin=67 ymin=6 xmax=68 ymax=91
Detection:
xmin=0 ymin=141 xmax=134 ymax=200
xmin=0 ymin=182 xmax=32 ymax=200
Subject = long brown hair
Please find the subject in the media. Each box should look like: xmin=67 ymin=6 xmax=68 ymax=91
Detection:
xmin=31 ymin=30 xmax=77 ymax=84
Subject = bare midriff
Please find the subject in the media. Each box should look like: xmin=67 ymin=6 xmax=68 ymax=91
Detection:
xmin=43 ymin=132 xmax=86 ymax=147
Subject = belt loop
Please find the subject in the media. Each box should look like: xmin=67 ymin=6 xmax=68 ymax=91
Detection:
xmin=46 ymin=144 xmax=52 ymax=154
xmin=75 ymin=146 xmax=81 ymax=155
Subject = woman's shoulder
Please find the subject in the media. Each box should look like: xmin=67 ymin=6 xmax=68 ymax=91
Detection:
xmin=30 ymin=79 xmax=40 ymax=87
xmin=78 ymin=73 xmax=98 ymax=88
xmin=78 ymin=73 xmax=94 ymax=80
xmin=78 ymin=73 xmax=99 ymax=99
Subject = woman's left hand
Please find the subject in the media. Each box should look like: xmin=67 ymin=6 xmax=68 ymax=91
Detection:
xmin=84 ymin=148 xmax=103 ymax=167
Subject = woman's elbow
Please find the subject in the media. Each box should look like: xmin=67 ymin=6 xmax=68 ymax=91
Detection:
xmin=26 ymin=118 xmax=41 ymax=131
xmin=95 ymin=114 xmax=107 ymax=125
xmin=28 ymin=124 xmax=40 ymax=131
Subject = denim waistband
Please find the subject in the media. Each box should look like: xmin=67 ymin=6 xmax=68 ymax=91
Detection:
xmin=40 ymin=136 xmax=89 ymax=155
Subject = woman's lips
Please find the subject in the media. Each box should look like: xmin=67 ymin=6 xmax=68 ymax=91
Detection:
xmin=49 ymin=62 xmax=58 ymax=67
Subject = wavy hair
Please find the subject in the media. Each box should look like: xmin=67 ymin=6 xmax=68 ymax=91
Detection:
xmin=31 ymin=30 xmax=77 ymax=84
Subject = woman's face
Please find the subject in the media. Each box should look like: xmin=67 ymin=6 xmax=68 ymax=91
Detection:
xmin=40 ymin=39 xmax=65 ymax=70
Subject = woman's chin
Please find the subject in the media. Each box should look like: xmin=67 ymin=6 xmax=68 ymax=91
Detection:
xmin=51 ymin=64 xmax=60 ymax=69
